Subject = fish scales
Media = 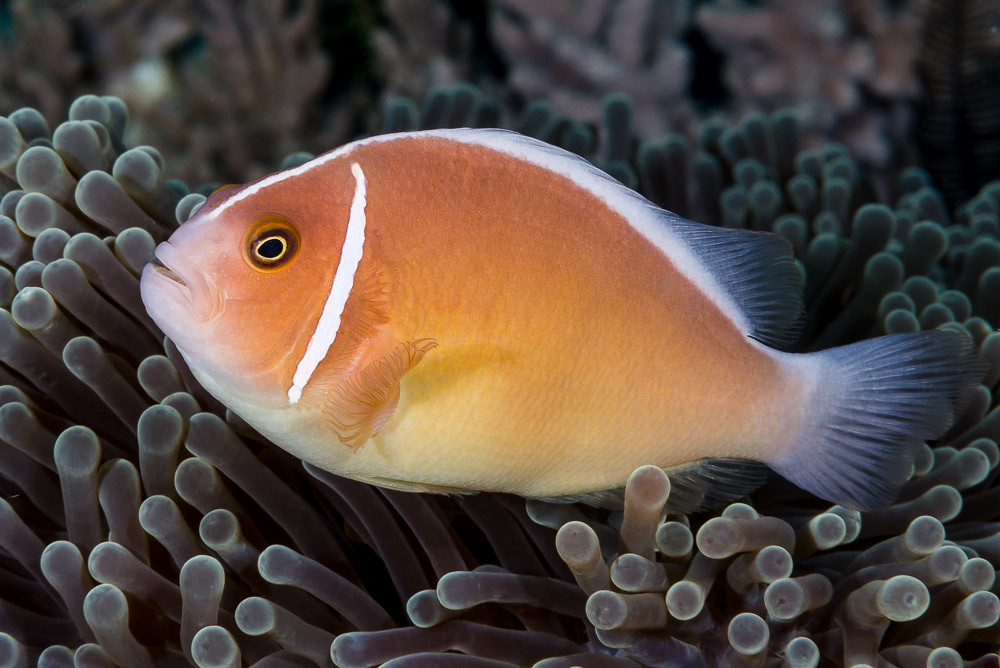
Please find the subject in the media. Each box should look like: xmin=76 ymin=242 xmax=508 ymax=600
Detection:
xmin=338 ymin=136 xmax=797 ymax=494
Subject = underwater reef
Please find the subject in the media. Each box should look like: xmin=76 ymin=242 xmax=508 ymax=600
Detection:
xmin=8 ymin=0 xmax=988 ymax=197
xmin=0 ymin=88 xmax=998 ymax=667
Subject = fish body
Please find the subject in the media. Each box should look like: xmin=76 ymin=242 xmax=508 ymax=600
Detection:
xmin=141 ymin=129 xmax=984 ymax=510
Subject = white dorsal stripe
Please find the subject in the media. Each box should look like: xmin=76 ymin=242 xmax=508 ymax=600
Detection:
xmin=211 ymin=127 xmax=747 ymax=384
xmin=300 ymin=127 xmax=745 ymax=337
xmin=422 ymin=130 xmax=748 ymax=336
xmin=204 ymin=149 xmax=353 ymax=222
xmin=287 ymin=162 xmax=368 ymax=404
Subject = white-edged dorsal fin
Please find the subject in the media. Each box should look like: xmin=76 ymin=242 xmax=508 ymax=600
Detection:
xmin=664 ymin=216 xmax=804 ymax=349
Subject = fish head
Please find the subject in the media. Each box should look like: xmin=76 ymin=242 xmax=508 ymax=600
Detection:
xmin=140 ymin=163 xmax=357 ymax=410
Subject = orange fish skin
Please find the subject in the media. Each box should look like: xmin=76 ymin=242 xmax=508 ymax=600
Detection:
xmin=143 ymin=131 xmax=806 ymax=497
xmin=142 ymin=160 xmax=359 ymax=409
xmin=316 ymin=136 xmax=806 ymax=494
xmin=141 ymin=129 xmax=983 ymax=508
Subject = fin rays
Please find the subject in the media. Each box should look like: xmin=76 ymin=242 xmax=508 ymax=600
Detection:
xmin=540 ymin=458 xmax=768 ymax=513
xmin=770 ymin=331 xmax=986 ymax=510
xmin=321 ymin=338 xmax=438 ymax=450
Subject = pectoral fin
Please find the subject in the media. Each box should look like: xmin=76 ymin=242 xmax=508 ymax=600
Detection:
xmin=322 ymin=338 xmax=437 ymax=450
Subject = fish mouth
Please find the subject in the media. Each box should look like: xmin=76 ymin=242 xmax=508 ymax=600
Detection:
xmin=149 ymin=257 xmax=187 ymax=287
xmin=142 ymin=242 xmax=222 ymax=322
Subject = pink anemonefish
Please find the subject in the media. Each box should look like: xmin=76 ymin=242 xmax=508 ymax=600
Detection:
xmin=140 ymin=129 xmax=986 ymax=511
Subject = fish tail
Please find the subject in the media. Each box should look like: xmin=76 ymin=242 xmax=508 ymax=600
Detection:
xmin=769 ymin=331 xmax=986 ymax=510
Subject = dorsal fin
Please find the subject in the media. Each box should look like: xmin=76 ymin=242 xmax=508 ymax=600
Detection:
xmin=378 ymin=128 xmax=804 ymax=350
xmin=664 ymin=217 xmax=804 ymax=349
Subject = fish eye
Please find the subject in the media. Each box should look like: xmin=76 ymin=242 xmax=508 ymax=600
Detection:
xmin=256 ymin=237 xmax=286 ymax=259
xmin=243 ymin=215 xmax=299 ymax=272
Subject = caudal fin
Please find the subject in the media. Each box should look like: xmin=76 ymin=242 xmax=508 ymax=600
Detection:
xmin=769 ymin=331 xmax=986 ymax=511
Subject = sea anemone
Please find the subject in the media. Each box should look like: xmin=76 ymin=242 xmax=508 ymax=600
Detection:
xmin=0 ymin=91 xmax=998 ymax=666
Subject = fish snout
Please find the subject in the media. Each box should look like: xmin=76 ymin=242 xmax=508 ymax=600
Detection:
xmin=141 ymin=242 xmax=223 ymax=323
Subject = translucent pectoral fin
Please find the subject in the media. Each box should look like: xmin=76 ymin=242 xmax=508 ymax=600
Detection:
xmin=322 ymin=338 xmax=437 ymax=450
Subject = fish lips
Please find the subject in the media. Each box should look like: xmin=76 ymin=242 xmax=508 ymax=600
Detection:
xmin=141 ymin=241 xmax=222 ymax=326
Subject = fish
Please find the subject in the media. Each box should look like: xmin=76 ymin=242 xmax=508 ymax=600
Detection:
xmin=140 ymin=128 xmax=986 ymax=511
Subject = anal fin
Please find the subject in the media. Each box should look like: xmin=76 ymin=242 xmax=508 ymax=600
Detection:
xmin=662 ymin=458 xmax=768 ymax=513
xmin=540 ymin=458 xmax=767 ymax=512
xmin=363 ymin=475 xmax=476 ymax=496
xmin=323 ymin=338 xmax=437 ymax=450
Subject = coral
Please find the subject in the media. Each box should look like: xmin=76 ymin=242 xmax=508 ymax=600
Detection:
xmin=0 ymin=1 xmax=84 ymax=123
xmin=0 ymin=0 xmax=345 ymax=187
xmin=1 ymin=90 xmax=999 ymax=666
xmin=489 ymin=0 xmax=696 ymax=141
xmin=372 ymin=0 xmax=479 ymax=102
xmin=137 ymin=0 xmax=335 ymax=185
xmin=486 ymin=0 xmax=929 ymax=179
xmin=694 ymin=0 xmax=926 ymax=172
xmin=0 ymin=0 xmax=956 ymax=194
xmin=916 ymin=0 xmax=1000 ymax=208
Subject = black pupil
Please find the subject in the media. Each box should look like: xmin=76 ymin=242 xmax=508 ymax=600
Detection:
xmin=258 ymin=237 xmax=285 ymax=259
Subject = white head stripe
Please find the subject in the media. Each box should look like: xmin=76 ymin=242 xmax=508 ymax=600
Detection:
xmin=288 ymin=162 xmax=368 ymax=404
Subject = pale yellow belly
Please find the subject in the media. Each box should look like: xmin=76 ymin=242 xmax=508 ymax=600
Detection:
xmin=350 ymin=338 xmax=797 ymax=497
